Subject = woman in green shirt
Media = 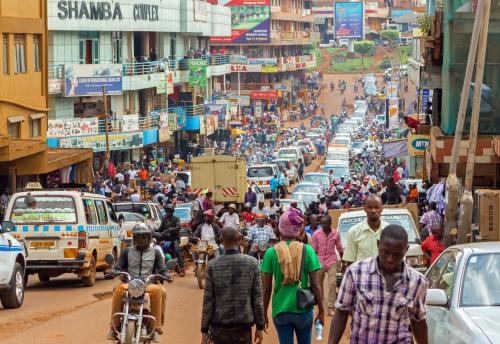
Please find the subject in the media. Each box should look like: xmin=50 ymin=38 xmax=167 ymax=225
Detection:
xmin=261 ymin=207 xmax=324 ymax=344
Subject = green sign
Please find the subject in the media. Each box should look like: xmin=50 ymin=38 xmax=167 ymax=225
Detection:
xmin=188 ymin=59 xmax=207 ymax=87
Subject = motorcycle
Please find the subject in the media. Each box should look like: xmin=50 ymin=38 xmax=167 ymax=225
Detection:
xmin=250 ymin=241 xmax=274 ymax=263
xmin=105 ymin=255 xmax=171 ymax=344
xmin=190 ymin=239 xmax=215 ymax=289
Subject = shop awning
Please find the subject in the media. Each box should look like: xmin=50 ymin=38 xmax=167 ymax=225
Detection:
xmin=30 ymin=113 xmax=45 ymax=120
xmin=8 ymin=115 xmax=25 ymax=123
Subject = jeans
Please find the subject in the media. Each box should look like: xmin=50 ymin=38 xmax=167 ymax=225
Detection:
xmin=271 ymin=189 xmax=277 ymax=201
xmin=273 ymin=310 xmax=313 ymax=344
xmin=211 ymin=328 xmax=252 ymax=344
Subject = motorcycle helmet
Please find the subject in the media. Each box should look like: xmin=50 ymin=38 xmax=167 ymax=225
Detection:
xmin=164 ymin=204 xmax=175 ymax=214
xmin=244 ymin=202 xmax=253 ymax=210
xmin=132 ymin=223 xmax=152 ymax=251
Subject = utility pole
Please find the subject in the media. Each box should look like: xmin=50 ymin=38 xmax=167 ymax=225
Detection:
xmin=443 ymin=0 xmax=485 ymax=247
xmin=457 ymin=0 xmax=490 ymax=244
xmin=102 ymin=86 xmax=110 ymax=175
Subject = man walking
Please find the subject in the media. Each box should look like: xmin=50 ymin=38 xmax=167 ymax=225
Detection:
xmin=312 ymin=215 xmax=343 ymax=316
xmin=328 ymin=225 xmax=429 ymax=344
xmin=201 ymin=226 xmax=264 ymax=344
xmin=419 ymin=201 xmax=442 ymax=240
xmin=270 ymin=174 xmax=279 ymax=201
xmin=297 ymin=158 xmax=304 ymax=181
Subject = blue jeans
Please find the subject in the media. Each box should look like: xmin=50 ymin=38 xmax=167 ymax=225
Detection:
xmin=271 ymin=189 xmax=277 ymax=201
xmin=273 ymin=310 xmax=313 ymax=344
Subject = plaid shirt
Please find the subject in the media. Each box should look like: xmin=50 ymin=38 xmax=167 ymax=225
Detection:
xmin=419 ymin=210 xmax=442 ymax=232
xmin=336 ymin=256 xmax=428 ymax=344
xmin=245 ymin=225 xmax=275 ymax=243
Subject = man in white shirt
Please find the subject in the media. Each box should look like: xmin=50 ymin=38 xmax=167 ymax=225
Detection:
xmin=115 ymin=170 xmax=124 ymax=182
xmin=218 ymin=204 xmax=240 ymax=228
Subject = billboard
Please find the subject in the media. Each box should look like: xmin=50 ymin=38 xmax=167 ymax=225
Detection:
xmin=334 ymin=2 xmax=364 ymax=39
xmin=210 ymin=0 xmax=270 ymax=44
xmin=64 ymin=64 xmax=122 ymax=97
xmin=48 ymin=118 xmax=99 ymax=137
xmin=59 ymin=132 xmax=143 ymax=152
xmin=188 ymin=59 xmax=207 ymax=87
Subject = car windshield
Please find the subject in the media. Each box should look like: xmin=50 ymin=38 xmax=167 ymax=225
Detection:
xmin=324 ymin=166 xmax=350 ymax=178
xmin=121 ymin=213 xmax=144 ymax=221
xmin=10 ymin=195 xmax=77 ymax=223
xmin=332 ymin=138 xmax=349 ymax=145
xmin=278 ymin=149 xmax=298 ymax=159
xmin=174 ymin=208 xmax=191 ymax=221
xmin=304 ymin=174 xmax=329 ymax=185
xmin=247 ymin=167 xmax=274 ymax=178
xmin=327 ymin=152 xmax=348 ymax=160
xmin=294 ymin=184 xmax=321 ymax=194
xmin=461 ymin=253 xmax=500 ymax=307
xmin=280 ymin=200 xmax=306 ymax=213
xmin=351 ymin=141 xmax=363 ymax=149
xmin=291 ymin=193 xmax=317 ymax=205
xmin=114 ymin=203 xmax=152 ymax=219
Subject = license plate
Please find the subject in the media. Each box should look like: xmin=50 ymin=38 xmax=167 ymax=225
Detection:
xmin=259 ymin=181 xmax=263 ymax=185
xmin=30 ymin=241 xmax=56 ymax=249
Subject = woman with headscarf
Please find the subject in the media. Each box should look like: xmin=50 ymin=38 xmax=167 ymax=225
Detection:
xmin=261 ymin=207 xmax=324 ymax=344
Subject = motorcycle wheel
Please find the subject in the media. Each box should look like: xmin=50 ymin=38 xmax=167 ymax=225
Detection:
xmin=197 ymin=263 xmax=205 ymax=289
xmin=124 ymin=319 xmax=136 ymax=344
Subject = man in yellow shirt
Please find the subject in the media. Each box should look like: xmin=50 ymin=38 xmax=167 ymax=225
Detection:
xmin=343 ymin=195 xmax=389 ymax=267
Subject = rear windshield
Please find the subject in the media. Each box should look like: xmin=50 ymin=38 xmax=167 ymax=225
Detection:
xmin=114 ymin=203 xmax=152 ymax=219
xmin=278 ymin=149 xmax=298 ymax=158
xmin=10 ymin=196 xmax=77 ymax=224
xmin=332 ymin=138 xmax=349 ymax=145
xmin=248 ymin=167 xmax=274 ymax=178
xmin=174 ymin=208 xmax=191 ymax=221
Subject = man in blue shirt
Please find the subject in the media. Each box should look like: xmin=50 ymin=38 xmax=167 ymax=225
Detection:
xmin=270 ymin=174 xmax=279 ymax=201
xmin=305 ymin=214 xmax=321 ymax=237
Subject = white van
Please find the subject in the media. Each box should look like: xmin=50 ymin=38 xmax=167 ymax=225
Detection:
xmin=5 ymin=191 xmax=120 ymax=287
xmin=327 ymin=146 xmax=349 ymax=161
xmin=277 ymin=147 xmax=301 ymax=163
xmin=247 ymin=164 xmax=279 ymax=194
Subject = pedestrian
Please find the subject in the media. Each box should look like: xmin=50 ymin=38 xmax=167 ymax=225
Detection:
xmin=138 ymin=166 xmax=149 ymax=189
xmin=311 ymin=215 xmax=343 ymax=316
xmin=261 ymin=207 xmax=325 ymax=344
xmin=278 ymin=172 xmax=288 ymax=199
xmin=421 ymin=222 xmax=445 ymax=266
xmin=202 ymin=190 xmax=214 ymax=211
xmin=328 ymin=225 xmax=429 ymax=344
xmin=343 ymin=195 xmax=389 ymax=267
xmin=381 ymin=177 xmax=404 ymax=205
xmin=244 ymin=186 xmax=258 ymax=208
xmin=201 ymin=226 xmax=265 ymax=344
xmin=0 ymin=187 xmax=10 ymax=221
xmin=270 ymin=174 xmax=279 ymax=202
xmin=304 ymin=214 xmax=320 ymax=237
xmin=419 ymin=201 xmax=442 ymax=240
xmin=297 ymin=158 xmax=304 ymax=181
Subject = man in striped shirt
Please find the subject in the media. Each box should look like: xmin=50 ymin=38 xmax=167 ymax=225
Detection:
xmin=328 ymin=225 xmax=429 ymax=344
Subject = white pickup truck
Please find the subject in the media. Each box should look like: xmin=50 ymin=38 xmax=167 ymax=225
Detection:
xmin=0 ymin=220 xmax=26 ymax=308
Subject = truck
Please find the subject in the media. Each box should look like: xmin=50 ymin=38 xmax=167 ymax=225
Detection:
xmin=189 ymin=155 xmax=248 ymax=204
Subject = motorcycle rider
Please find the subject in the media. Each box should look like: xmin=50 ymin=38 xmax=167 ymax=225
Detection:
xmin=156 ymin=204 xmax=186 ymax=277
xmin=245 ymin=213 xmax=276 ymax=258
xmin=193 ymin=210 xmax=222 ymax=257
xmin=108 ymin=223 xmax=173 ymax=343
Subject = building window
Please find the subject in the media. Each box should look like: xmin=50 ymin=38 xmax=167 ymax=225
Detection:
xmin=112 ymin=31 xmax=122 ymax=63
xmin=8 ymin=122 xmax=21 ymax=138
xmin=14 ymin=34 xmax=26 ymax=74
xmin=33 ymin=34 xmax=41 ymax=72
xmin=30 ymin=114 xmax=44 ymax=137
xmin=2 ymin=34 xmax=8 ymax=75
xmin=78 ymin=31 xmax=100 ymax=64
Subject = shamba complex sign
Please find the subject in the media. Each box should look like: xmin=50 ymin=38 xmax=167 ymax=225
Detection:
xmin=57 ymin=1 xmax=159 ymax=21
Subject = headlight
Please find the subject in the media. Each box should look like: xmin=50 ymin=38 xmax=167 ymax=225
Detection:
xmin=198 ymin=241 xmax=208 ymax=251
xmin=128 ymin=279 xmax=145 ymax=298
xmin=406 ymin=256 xmax=421 ymax=267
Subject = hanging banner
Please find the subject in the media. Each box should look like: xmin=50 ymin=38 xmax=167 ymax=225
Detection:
xmin=59 ymin=132 xmax=143 ymax=152
xmin=383 ymin=140 xmax=408 ymax=158
xmin=334 ymin=2 xmax=364 ymax=39
xmin=210 ymin=0 xmax=271 ymax=44
xmin=199 ymin=115 xmax=206 ymax=135
xmin=166 ymin=71 xmax=174 ymax=94
xmin=188 ymin=59 xmax=207 ymax=87
xmin=64 ymin=64 xmax=123 ymax=97
xmin=261 ymin=64 xmax=278 ymax=73
xmin=407 ymin=134 xmax=431 ymax=156
xmin=119 ymin=114 xmax=140 ymax=132
xmin=387 ymin=98 xmax=399 ymax=128
xmin=206 ymin=115 xmax=218 ymax=136
xmin=48 ymin=118 xmax=99 ymax=137
xmin=251 ymin=90 xmax=278 ymax=100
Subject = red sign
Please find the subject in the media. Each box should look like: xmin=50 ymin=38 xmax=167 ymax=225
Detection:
xmin=207 ymin=0 xmax=218 ymax=4
xmin=251 ymin=91 xmax=278 ymax=100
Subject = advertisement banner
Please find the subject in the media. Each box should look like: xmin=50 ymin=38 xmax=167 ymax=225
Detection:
xmin=262 ymin=64 xmax=278 ymax=73
xmin=248 ymin=57 xmax=277 ymax=65
xmin=188 ymin=59 xmax=207 ymax=87
xmin=383 ymin=140 xmax=408 ymax=158
xmin=388 ymin=98 xmax=399 ymax=128
xmin=251 ymin=90 xmax=278 ymax=100
xmin=210 ymin=0 xmax=271 ymax=44
xmin=64 ymin=64 xmax=122 ymax=97
xmin=159 ymin=112 xmax=169 ymax=128
xmin=158 ymin=127 xmax=170 ymax=142
xmin=228 ymin=95 xmax=251 ymax=106
xmin=204 ymin=103 xmax=227 ymax=123
xmin=231 ymin=64 xmax=261 ymax=72
xmin=157 ymin=73 xmax=166 ymax=94
xmin=334 ymin=2 xmax=364 ymax=39
xmin=48 ymin=118 xmax=99 ymax=137
xmin=119 ymin=114 xmax=140 ymax=132
xmin=194 ymin=0 xmax=208 ymax=22
xmin=407 ymin=134 xmax=431 ymax=156
xmin=49 ymin=79 xmax=63 ymax=94
xmin=59 ymin=132 xmax=143 ymax=152
xmin=199 ymin=115 xmax=206 ymax=135
xmin=166 ymin=71 xmax=174 ymax=94
xmin=206 ymin=115 xmax=218 ymax=136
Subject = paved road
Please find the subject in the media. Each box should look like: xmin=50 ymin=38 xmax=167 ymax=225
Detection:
xmin=0 ymin=76 xmax=374 ymax=344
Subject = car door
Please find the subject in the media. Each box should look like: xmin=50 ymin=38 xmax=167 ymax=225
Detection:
xmin=94 ymin=199 xmax=111 ymax=262
xmin=82 ymin=198 xmax=100 ymax=256
xmin=426 ymin=249 xmax=462 ymax=344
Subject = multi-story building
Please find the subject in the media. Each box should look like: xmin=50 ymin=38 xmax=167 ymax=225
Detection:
xmin=211 ymin=0 xmax=320 ymax=111
xmin=46 ymin=0 xmax=231 ymax=165
xmin=0 ymin=0 xmax=93 ymax=190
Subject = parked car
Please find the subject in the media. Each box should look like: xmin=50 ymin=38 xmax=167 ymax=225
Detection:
xmin=293 ymin=182 xmax=322 ymax=196
xmin=0 ymin=220 xmax=26 ymax=308
xmin=425 ymin=242 xmax=500 ymax=344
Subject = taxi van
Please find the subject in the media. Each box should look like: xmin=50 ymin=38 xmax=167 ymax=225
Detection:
xmin=4 ymin=190 xmax=120 ymax=287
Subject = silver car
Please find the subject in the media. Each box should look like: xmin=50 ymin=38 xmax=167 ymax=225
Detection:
xmin=425 ymin=242 xmax=500 ymax=344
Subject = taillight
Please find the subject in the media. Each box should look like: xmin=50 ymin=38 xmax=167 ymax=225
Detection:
xmin=78 ymin=231 xmax=87 ymax=249
xmin=181 ymin=222 xmax=190 ymax=228
xmin=266 ymin=180 xmax=270 ymax=185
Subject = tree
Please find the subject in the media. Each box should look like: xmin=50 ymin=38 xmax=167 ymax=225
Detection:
xmin=353 ymin=40 xmax=375 ymax=65
xmin=380 ymin=30 xmax=399 ymax=44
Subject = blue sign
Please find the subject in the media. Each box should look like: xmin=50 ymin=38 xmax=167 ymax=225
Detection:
xmin=64 ymin=64 xmax=123 ymax=97
xmin=335 ymin=2 xmax=364 ymax=39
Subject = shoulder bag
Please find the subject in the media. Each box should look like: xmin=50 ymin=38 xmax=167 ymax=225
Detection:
xmin=296 ymin=244 xmax=316 ymax=309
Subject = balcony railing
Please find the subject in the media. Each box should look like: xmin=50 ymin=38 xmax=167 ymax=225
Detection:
xmin=48 ymin=64 xmax=64 ymax=78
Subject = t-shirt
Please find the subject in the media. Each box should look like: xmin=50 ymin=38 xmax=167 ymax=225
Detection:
xmin=260 ymin=242 xmax=321 ymax=318
xmin=219 ymin=212 xmax=240 ymax=228
xmin=138 ymin=170 xmax=149 ymax=181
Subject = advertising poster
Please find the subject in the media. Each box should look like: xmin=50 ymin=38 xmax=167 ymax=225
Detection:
xmin=188 ymin=59 xmax=207 ymax=87
xmin=59 ymin=132 xmax=143 ymax=152
xmin=166 ymin=71 xmax=174 ymax=94
xmin=407 ymin=134 xmax=431 ymax=156
xmin=388 ymin=98 xmax=399 ymax=128
xmin=48 ymin=118 xmax=99 ymax=137
xmin=205 ymin=115 xmax=218 ymax=136
xmin=204 ymin=103 xmax=227 ymax=123
xmin=334 ymin=2 xmax=364 ymax=39
xmin=120 ymin=114 xmax=140 ymax=132
xmin=262 ymin=64 xmax=278 ymax=73
xmin=64 ymin=64 xmax=122 ymax=97
xmin=194 ymin=0 xmax=208 ymax=22
xmin=210 ymin=0 xmax=271 ymax=44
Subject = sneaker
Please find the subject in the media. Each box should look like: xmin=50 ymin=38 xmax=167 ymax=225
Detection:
xmin=152 ymin=330 xmax=161 ymax=343
xmin=107 ymin=329 xmax=118 ymax=341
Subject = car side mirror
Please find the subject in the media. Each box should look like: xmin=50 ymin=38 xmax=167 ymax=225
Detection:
xmin=426 ymin=289 xmax=448 ymax=306
xmin=0 ymin=221 xmax=15 ymax=233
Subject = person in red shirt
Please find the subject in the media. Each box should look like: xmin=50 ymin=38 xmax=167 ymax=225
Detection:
xmin=137 ymin=167 xmax=149 ymax=188
xmin=241 ymin=202 xmax=256 ymax=225
xmin=421 ymin=222 xmax=445 ymax=266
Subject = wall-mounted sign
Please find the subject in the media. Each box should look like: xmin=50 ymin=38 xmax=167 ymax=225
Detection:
xmin=230 ymin=64 xmax=261 ymax=73
xmin=251 ymin=91 xmax=278 ymax=100
xmin=56 ymin=1 xmax=159 ymax=21
xmin=59 ymin=131 xmax=143 ymax=151
xmin=64 ymin=64 xmax=122 ymax=97
xmin=407 ymin=134 xmax=430 ymax=156
xmin=261 ymin=64 xmax=278 ymax=73
xmin=48 ymin=118 xmax=99 ymax=137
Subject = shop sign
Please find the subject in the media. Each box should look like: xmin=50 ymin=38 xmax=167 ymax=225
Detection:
xmin=59 ymin=131 xmax=143 ymax=152
xmin=230 ymin=64 xmax=261 ymax=72
xmin=261 ymin=64 xmax=278 ymax=73
xmin=158 ymin=126 xmax=170 ymax=142
xmin=48 ymin=117 xmax=99 ymax=137
xmin=204 ymin=104 xmax=227 ymax=125
xmin=188 ymin=59 xmax=207 ymax=87
xmin=118 ymin=114 xmax=140 ymax=132
xmin=49 ymin=78 xmax=63 ymax=94
xmin=274 ymin=84 xmax=289 ymax=91
xmin=56 ymin=1 xmax=159 ymax=22
xmin=251 ymin=90 xmax=278 ymax=100
xmin=64 ymin=64 xmax=122 ymax=97
xmin=248 ymin=57 xmax=277 ymax=65
xmin=228 ymin=95 xmax=250 ymax=106
xmin=407 ymin=134 xmax=430 ymax=156
xmin=229 ymin=55 xmax=247 ymax=64
xmin=206 ymin=115 xmax=218 ymax=136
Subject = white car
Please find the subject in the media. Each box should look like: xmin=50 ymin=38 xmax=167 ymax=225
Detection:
xmin=279 ymin=199 xmax=307 ymax=214
xmin=362 ymin=140 xmax=377 ymax=153
xmin=374 ymin=114 xmax=386 ymax=127
xmin=293 ymin=182 xmax=323 ymax=196
xmin=426 ymin=242 xmax=500 ymax=344
xmin=0 ymin=221 xmax=26 ymax=308
xmin=349 ymin=140 xmax=364 ymax=156
xmin=290 ymin=192 xmax=319 ymax=206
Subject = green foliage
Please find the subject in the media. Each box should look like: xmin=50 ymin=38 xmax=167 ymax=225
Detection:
xmin=378 ymin=58 xmax=392 ymax=69
xmin=417 ymin=14 xmax=432 ymax=35
xmin=330 ymin=57 xmax=374 ymax=73
xmin=354 ymin=40 xmax=375 ymax=65
xmin=380 ymin=30 xmax=399 ymax=43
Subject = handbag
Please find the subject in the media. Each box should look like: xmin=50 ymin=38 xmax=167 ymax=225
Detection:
xmin=296 ymin=244 xmax=316 ymax=309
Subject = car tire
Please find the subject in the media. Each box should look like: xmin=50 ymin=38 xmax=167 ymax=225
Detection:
xmin=81 ymin=256 xmax=96 ymax=287
xmin=0 ymin=263 xmax=25 ymax=309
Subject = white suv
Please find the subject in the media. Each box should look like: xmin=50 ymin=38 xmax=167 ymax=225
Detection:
xmin=0 ymin=221 xmax=26 ymax=309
